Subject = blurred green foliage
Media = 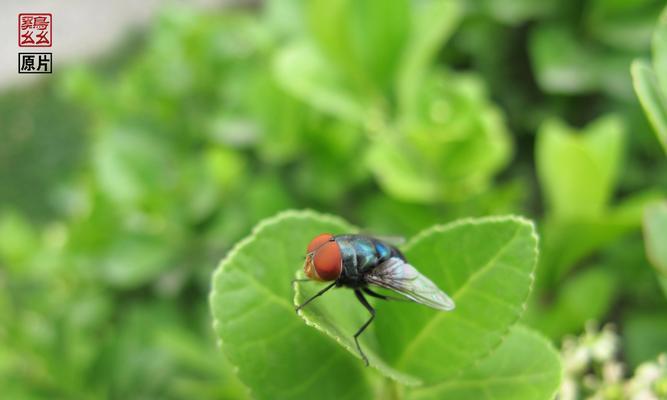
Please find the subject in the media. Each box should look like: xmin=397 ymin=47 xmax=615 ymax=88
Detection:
xmin=1 ymin=0 xmax=667 ymax=398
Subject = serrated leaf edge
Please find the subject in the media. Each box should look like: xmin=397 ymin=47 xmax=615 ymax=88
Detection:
xmin=402 ymin=215 xmax=540 ymax=381
xmin=208 ymin=209 xmax=354 ymax=399
xmin=409 ymin=324 xmax=562 ymax=398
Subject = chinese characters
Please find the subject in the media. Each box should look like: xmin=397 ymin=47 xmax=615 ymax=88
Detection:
xmin=18 ymin=53 xmax=52 ymax=73
xmin=18 ymin=13 xmax=52 ymax=47
xmin=17 ymin=13 xmax=53 ymax=74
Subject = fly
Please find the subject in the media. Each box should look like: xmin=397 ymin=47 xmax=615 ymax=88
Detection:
xmin=294 ymin=233 xmax=455 ymax=366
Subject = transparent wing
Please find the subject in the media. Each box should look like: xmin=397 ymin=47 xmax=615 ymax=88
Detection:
xmin=366 ymin=257 xmax=455 ymax=311
xmin=372 ymin=235 xmax=406 ymax=247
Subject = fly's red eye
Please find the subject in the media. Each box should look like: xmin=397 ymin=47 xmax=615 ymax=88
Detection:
xmin=307 ymin=233 xmax=333 ymax=253
xmin=313 ymin=241 xmax=342 ymax=281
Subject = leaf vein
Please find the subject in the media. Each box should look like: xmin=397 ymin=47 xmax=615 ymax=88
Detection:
xmin=395 ymin=225 xmax=523 ymax=368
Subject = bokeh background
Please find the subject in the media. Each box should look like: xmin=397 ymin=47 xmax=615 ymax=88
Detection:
xmin=1 ymin=0 xmax=667 ymax=398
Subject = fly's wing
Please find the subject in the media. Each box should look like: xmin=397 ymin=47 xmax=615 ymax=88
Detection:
xmin=355 ymin=232 xmax=406 ymax=247
xmin=366 ymin=257 xmax=455 ymax=311
xmin=371 ymin=235 xmax=406 ymax=247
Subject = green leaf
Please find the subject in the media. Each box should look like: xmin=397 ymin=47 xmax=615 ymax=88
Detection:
xmin=366 ymin=135 xmax=441 ymax=202
xmin=397 ymin=0 xmax=462 ymax=114
xmin=93 ymin=126 xmax=173 ymax=207
xmin=304 ymin=0 xmax=358 ymax=82
xmin=538 ymin=190 xmax=662 ymax=286
xmin=273 ymin=42 xmax=366 ymax=123
xmin=586 ymin=0 xmax=659 ymax=51
xmin=643 ymin=201 xmax=667 ymax=275
xmin=305 ymin=0 xmax=410 ymax=92
xmin=660 ymin=275 xmax=667 ymax=298
xmin=525 ymin=266 xmax=617 ymax=339
xmin=623 ymin=312 xmax=667 ymax=368
xmin=369 ymin=71 xmax=512 ymax=203
xmin=476 ymin=0 xmax=557 ymax=25
xmin=375 ymin=216 xmax=538 ymax=383
xmin=0 ymin=211 xmax=39 ymax=266
xmin=244 ymin=74 xmax=306 ymax=163
xmin=530 ymin=24 xmax=601 ymax=94
xmin=632 ymin=6 xmax=667 ymax=154
xmin=294 ymin=274 xmax=421 ymax=386
xmin=210 ymin=210 xmax=372 ymax=400
xmin=100 ymin=232 xmax=177 ymax=288
xmin=632 ymin=60 xmax=667 ymax=154
xmin=536 ymin=115 xmax=624 ymax=220
xmin=652 ymin=5 xmax=667 ymax=96
xmin=405 ymin=325 xmax=562 ymax=400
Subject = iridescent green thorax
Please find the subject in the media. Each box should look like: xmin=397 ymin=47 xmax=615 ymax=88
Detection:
xmin=334 ymin=235 xmax=403 ymax=283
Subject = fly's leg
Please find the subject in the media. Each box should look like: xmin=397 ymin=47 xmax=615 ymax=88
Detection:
xmin=353 ymin=289 xmax=375 ymax=367
xmin=294 ymin=282 xmax=336 ymax=313
xmin=363 ymin=287 xmax=408 ymax=302
xmin=291 ymin=278 xmax=311 ymax=285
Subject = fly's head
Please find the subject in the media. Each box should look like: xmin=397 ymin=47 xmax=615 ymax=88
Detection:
xmin=304 ymin=233 xmax=342 ymax=281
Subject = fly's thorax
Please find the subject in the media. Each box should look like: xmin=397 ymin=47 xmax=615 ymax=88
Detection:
xmin=335 ymin=235 xmax=384 ymax=276
xmin=372 ymin=239 xmax=393 ymax=261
